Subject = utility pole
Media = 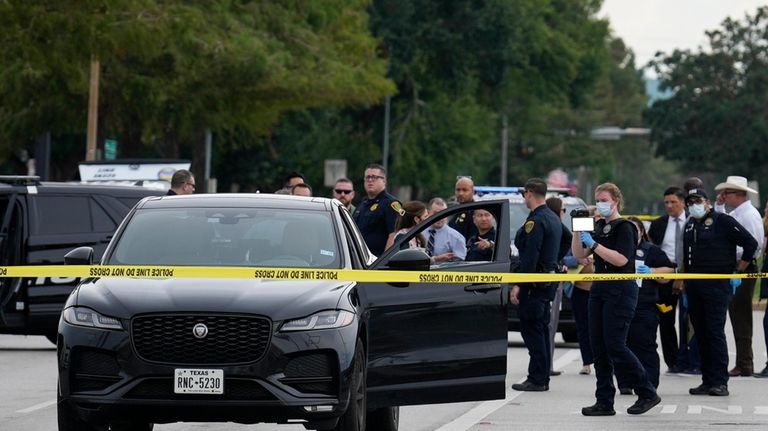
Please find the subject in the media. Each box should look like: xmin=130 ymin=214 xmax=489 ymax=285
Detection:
xmin=86 ymin=57 xmax=100 ymax=161
xmin=500 ymin=115 xmax=508 ymax=186
xmin=382 ymin=96 xmax=391 ymax=174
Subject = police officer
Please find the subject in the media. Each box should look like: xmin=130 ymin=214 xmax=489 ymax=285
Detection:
xmin=353 ymin=164 xmax=403 ymax=256
xmin=616 ymin=216 xmax=676 ymax=393
xmin=572 ymin=182 xmax=660 ymax=416
xmin=449 ymin=176 xmax=478 ymax=241
xmin=674 ymin=188 xmax=757 ymax=396
xmin=510 ymin=178 xmax=562 ymax=392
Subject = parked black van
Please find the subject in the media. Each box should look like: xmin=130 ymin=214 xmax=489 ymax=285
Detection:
xmin=0 ymin=176 xmax=163 ymax=342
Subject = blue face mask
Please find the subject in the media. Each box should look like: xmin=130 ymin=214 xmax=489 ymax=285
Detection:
xmin=596 ymin=202 xmax=613 ymax=217
xmin=689 ymin=203 xmax=707 ymax=219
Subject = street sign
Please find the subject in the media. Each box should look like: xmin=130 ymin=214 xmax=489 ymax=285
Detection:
xmin=104 ymin=139 xmax=118 ymax=160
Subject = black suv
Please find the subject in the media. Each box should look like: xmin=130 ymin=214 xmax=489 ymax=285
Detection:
xmin=0 ymin=176 xmax=163 ymax=342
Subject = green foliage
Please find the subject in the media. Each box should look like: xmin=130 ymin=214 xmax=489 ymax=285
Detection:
xmin=0 ymin=0 xmax=394 ymax=158
xmin=647 ymin=6 xmax=768 ymax=194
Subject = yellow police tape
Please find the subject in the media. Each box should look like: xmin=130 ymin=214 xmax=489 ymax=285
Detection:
xmin=0 ymin=265 xmax=764 ymax=284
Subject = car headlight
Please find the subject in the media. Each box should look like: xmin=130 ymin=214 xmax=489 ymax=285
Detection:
xmin=280 ymin=310 xmax=355 ymax=332
xmin=62 ymin=307 xmax=124 ymax=330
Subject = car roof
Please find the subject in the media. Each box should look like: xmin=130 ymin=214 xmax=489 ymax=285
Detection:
xmin=138 ymin=193 xmax=339 ymax=210
xmin=0 ymin=178 xmax=162 ymax=196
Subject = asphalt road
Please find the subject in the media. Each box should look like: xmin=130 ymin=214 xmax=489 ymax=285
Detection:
xmin=2 ymin=312 xmax=767 ymax=431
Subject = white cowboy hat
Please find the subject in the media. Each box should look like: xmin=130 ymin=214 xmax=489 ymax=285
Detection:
xmin=714 ymin=176 xmax=757 ymax=194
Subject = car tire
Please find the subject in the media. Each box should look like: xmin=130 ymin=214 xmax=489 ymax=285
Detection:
xmin=562 ymin=330 xmax=578 ymax=343
xmin=334 ymin=339 xmax=367 ymax=431
xmin=57 ymin=396 xmax=100 ymax=431
xmin=366 ymin=406 xmax=399 ymax=431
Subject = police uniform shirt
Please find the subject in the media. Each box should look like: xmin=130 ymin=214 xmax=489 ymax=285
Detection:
xmin=514 ymin=205 xmax=562 ymax=273
xmin=449 ymin=209 xmax=479 ymax=241
xmin=466 ymin=227 xmax=496 ymax=261
xmin=636 ymin=241 xmax=674 ymax=303
xmin=353 ymin=190 xmax=403 ymax=257
xmin=591 ymin=218 xmax=637 ymax=274
xmin=683 ymin=210 xmax=758 ymax=273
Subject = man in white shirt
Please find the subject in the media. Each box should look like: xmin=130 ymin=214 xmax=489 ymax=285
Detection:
xmin=426 ymin=198 xmax=467 ymax=263
xmin=714 ymin=176 xmax=764 ymax=377
xmin=647 ymin=186 xmax=686 ymax=372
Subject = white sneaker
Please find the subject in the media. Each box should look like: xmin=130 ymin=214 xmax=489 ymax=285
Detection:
xmin=579 ymin=365 xmax=592 ymax=375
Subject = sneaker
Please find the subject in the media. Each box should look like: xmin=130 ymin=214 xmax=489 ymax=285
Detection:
xmin=550 ymin=370 xmax=562 ymax=376
xmin=511 ymin=380 xmax=549 ymax=392
xmin=681 ymin=368 xmax=701 ymax=375
xmin=689 ymin=384 xmax=710 ymax=395
xmin=627 ymin=395 xmax=661 ymax=415
xmin=579 ymin=365 xmax=592 ymax=375
xmin=666 ymin=365 xmax=682 ymax=374
xmin=754 ymin=366 xmax=768 ymax=378
xmin=581 ymin=403 xmax=616 ymax=416
xmin=708 ymin=385 xmax=729 ymax=396
xmin=619 ymin=387 xmax=633 ymax=395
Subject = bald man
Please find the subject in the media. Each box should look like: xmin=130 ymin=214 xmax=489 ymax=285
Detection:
xmin=449 ymin=176 xmax=478 ymax=241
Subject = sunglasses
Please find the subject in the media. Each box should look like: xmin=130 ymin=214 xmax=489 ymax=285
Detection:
xmin=334 ymin=189 xmax=353 ymax=195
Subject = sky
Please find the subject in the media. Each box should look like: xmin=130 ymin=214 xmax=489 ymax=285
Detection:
xmin=600 ymin=0 xmax=767 ymax=73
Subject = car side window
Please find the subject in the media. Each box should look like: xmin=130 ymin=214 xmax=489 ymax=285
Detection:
xmin=35 ymin=196 xmax=92 ymax=234
xmin=91 ymin=198 xmax=117 ymax=232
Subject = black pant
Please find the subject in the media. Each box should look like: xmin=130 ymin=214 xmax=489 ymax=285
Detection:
xmin=657 ymin=283 xmax=678 ymax=369
xmin=617 ymin=300 xmax=660 ymax=389
xmin=687 ymin=279 xmax=731 ymax=387
xmin=519 ymin=287 xmax=552 ymax=386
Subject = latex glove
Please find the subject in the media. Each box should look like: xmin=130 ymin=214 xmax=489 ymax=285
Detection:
xmin=730 ymin=277 xmax=741 ymax=294
xmin=580 ymin=232 xmax=596 ymax=249
xmin=637 ymin=264 xmax=652 ymax=274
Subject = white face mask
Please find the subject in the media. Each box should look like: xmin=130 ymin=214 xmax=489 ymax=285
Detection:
xmin=596 ymin=202 xmax=613 ymax=217
xmin=689 ymin=203 xmax=707 ymax=219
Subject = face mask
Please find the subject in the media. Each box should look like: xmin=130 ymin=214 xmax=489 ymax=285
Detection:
xmin=689 ymin=203 xmax=707 ymax=219
xmin=596 ymin=202 xmax=613 ymax=217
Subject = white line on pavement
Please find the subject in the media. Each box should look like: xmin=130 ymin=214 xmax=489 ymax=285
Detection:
xmin=435 ymin=349 xmax=580 ymax=431
xmin=16 ymin=399 xmax=56 ymax=414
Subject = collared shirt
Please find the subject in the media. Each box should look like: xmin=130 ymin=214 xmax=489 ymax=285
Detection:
xmin=514 ymin=204 xmax=562 ymax=273
xmin=728 ymin=201 xmax=764 ymax=260
xmin=661 ymin=213 xmax=686 ymax=263
xmin=428 ymin=224 xmax=467 ymax=261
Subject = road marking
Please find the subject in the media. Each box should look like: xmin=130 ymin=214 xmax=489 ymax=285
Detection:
xmin=687 ymin=405 xmax=742 ymax=414
xmin=16 ymin=399 xmax=56 ymax=414
xmin=436 ymin=349 xmax=579 ymax=431
xmin=756 ymin=406 xmax=768 ymax=415
xmin=660 ymin=404 xmax=677 ymax=414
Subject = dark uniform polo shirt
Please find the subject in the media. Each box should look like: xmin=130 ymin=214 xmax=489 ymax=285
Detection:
xmin=449 ymin=208 xmax=478 ymax=241
xmin=353 ymin=190 xmax=403 ymax=256
xmin=514 ymin=204 xmax=562 ymax=273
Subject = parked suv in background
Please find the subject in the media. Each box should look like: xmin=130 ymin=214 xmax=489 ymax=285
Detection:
xmin=0 ymin=176 xmax=163 ymax=343
xmin=475 ymin=186 xmax=586 ymax=342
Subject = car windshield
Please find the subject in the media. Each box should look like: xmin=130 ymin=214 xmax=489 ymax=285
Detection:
xmin=108 ymin=208 xmax=340 ymax=268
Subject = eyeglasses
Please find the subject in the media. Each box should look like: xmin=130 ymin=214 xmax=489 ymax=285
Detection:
xmin=334 ymin=189 xmax=353 ymax=195
xmin=185 ymin=182 xmax=196 ymax=190
xmin=364 ymin=175 xmax=384 ymax=182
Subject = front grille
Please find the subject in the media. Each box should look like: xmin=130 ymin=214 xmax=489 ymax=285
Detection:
xmin=72 ymin=348 xmax=120 ymax=376
xmin=71 ymin=348 xmax=122 ymax=393
xmin=132 ymin=314 xmax=271 ymax=364
xmin=284 ymin=353 xmax=334 ymax=378
xmin=124 ymin=378 xmax=275 ymax=400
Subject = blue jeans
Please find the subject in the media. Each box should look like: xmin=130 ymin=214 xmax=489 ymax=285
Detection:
xmin=589 ymin=281 xmax=657 ymax=406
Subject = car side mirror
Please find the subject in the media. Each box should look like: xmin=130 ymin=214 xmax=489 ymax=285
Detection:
xmin=386 ymin=249 xmax=430 ymax=272
xmin=65 ymin=247 xmax=94 ymax=265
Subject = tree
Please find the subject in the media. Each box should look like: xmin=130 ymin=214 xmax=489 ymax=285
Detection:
xmin=0 ymin=1 xmax=394 ymax=165
xmin=646 ymin=6 xmax=768 ymax=193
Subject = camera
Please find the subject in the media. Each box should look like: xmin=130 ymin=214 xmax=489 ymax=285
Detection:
xmin=570 ymin=208 xmax=594 ymax=232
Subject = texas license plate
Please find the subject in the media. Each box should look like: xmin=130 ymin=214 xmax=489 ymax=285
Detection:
xmin=174 ymin=368 xmax=224 ymax=394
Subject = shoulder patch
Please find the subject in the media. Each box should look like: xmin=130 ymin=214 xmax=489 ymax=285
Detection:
xmin=524 ymin=220 xmax=535 ymax=234
xmin=391 ymin=201 xmax=406 ymax=216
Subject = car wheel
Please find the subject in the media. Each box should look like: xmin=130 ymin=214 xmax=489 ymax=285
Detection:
xmin=366 ymin=406 xmax=399 ymax=431
xmin=561 ymin=330 xmax=578 ymax=343
xmin=334 ymin=339 xmax=366 ymax=431
xmin=57 ymin=396 xmax=101 ymax=431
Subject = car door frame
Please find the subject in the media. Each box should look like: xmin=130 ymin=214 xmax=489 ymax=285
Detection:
xmin=360 ymin=200 xmax=511 ymax=409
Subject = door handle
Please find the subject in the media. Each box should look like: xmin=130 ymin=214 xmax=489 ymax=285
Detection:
xmin=464 ymin=283 xmax=502 ymax=293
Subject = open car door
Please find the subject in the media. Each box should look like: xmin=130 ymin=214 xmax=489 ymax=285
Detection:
xmin=360 ymin=200 xmax=510 ymax=409
xmin=0 ymin=194 xmax=23 ymax=326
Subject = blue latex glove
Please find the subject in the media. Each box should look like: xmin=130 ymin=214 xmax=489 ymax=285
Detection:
xmin=730 ymin=277 xmax=741 ymax=294
xmin=580 ymin=232 xmax=595 ymax=249
xmin=637 ymin=264 xmax=651 ymax=274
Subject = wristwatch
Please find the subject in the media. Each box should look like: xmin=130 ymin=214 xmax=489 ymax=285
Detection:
xmin=590 ymin=242 xmax=599 ymax=252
